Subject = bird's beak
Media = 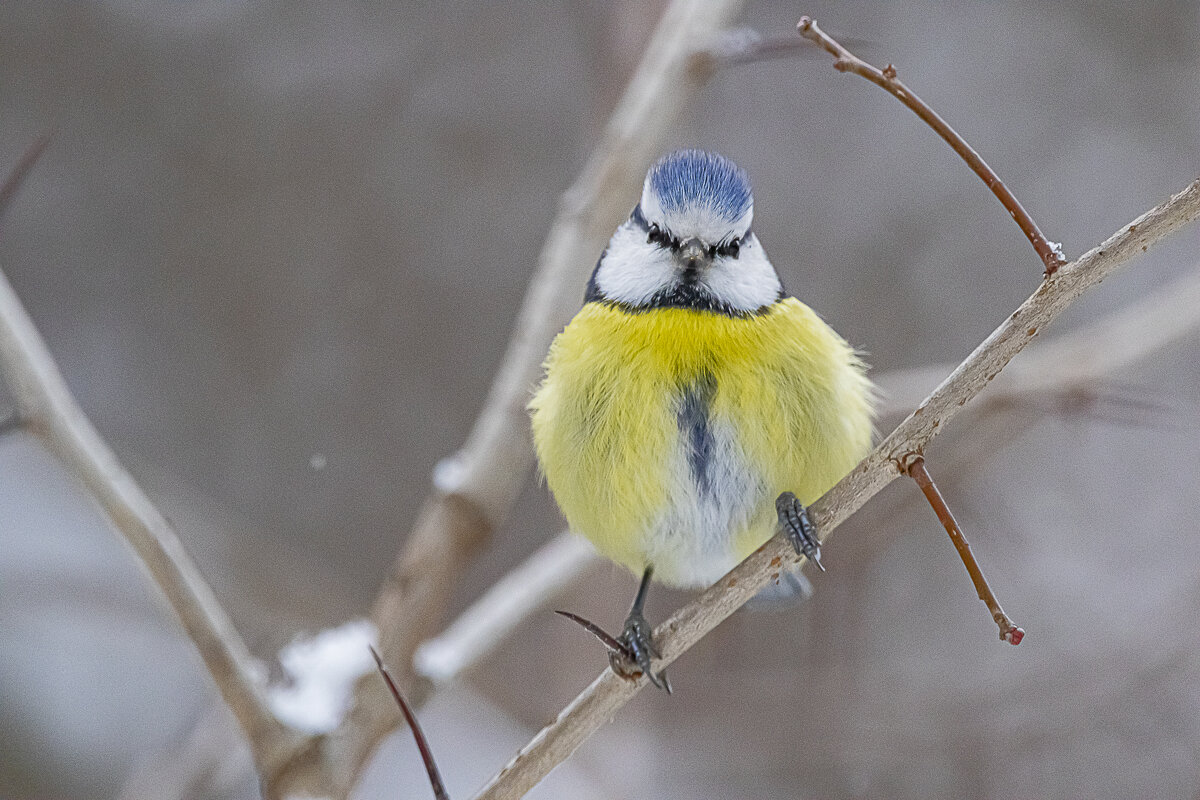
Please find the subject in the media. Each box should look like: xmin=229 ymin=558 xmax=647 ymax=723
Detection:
xmin=677 ymin=238 xmax=710 ymax=273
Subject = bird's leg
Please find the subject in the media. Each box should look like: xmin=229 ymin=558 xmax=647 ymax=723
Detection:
xmin=611 ymin=567 xmax=671 ymax=693
xmin=776 ymin=491 xmax=824 ymax=572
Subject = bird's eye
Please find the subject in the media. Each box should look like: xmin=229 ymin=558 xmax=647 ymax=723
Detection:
xmin=647 ymin=224 xmax=668 ymax=247
xmin=717 ymin=237 xmax=741 ymax=258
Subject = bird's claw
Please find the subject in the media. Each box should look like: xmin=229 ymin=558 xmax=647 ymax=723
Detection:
xmin=610 ymin=611 xmax=671 ymax=693
xmin=777 ymin=491 xmax=824 ymax=572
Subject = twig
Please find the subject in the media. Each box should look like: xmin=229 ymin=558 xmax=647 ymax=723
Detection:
xmin=370 ymin=646 xmax=450 ymax=800
xmin=470 ymin=181 xmax=1200 ymax=800
xmin=905 ymin=456 xmax=1024 ymax=644
xmin=796 ymin=16 xmax=1067 ymax=275
xmin=0 ymin=130 xmax=53 ymax=226
xmin=0 ymin=262 xmax=298 ymax=770
xmin=269 ymin=2 xmax=750 ymax=797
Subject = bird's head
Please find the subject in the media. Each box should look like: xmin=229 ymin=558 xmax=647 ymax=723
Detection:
xmin=585 ymin=150 xmax=782 ymax=315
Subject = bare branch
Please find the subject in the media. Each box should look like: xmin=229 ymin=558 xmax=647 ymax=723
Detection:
xmin=0 ymin=272 xmax=299 ymax=768
xmin=906 ymin=456 xmax=1024 ymax=644
xmin=0 ymin=130 xmax=53 ymax=227
xmin=797 ymin=16 xmax=1067 ymax=274
xmin=470 ymin=181 xmax=1200 ymax=800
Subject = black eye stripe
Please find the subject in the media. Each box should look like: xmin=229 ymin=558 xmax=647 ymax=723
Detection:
xmin=631 ymin=204 xmax=748 ymax=258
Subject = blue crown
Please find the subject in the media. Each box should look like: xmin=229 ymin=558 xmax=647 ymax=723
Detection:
xmin=647 ymin=150 xmax=752 ymax=222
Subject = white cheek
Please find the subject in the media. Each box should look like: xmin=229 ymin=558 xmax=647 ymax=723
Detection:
xmin=701 ymin=237 xmax=781 ymax=312
xmin=593 ymin=225 xmax=675 ymax=306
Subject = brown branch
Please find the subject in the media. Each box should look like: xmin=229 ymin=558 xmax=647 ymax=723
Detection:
xmin=796 ymin=16 xmax=1068 ymax=275
xmin=370 ymin=646 xmax=450 ymax=800
xmin=470 ymin=181 xmax=1200 ymax=800
xmin=0 ymin=130 xmax=53 ymax=227
xmin=906 ymin=456 xmax=1024 ymax=644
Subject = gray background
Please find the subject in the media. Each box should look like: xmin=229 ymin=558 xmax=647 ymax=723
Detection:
xmin=2 ymin=1 xmax=1199 ymax=798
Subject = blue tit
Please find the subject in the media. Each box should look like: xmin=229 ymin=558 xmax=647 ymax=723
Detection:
xmin=530 ymin=150 xmax=874 ymax=688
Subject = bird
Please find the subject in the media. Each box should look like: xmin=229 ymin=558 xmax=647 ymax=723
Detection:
xmin=530 ymin=150 xmax=874 ymax=689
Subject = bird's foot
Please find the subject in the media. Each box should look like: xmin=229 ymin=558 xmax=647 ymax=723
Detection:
xmin=610 ymin=610 xmax=671 ymax=693
xmin=776 ymin=491 xmax=824 ymax=572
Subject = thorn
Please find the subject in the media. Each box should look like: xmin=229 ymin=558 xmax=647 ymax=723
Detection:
xmin=554 ymin=610 xmax=631 ymax=659
xmin=369 ymin=645 xmax=451 ymax=800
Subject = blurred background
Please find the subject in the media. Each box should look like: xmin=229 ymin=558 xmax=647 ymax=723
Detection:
xmin=2 ymin=1 xmax=1199 ymax=798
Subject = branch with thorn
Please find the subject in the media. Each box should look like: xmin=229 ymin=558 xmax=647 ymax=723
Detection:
xmin=470 ymin=174 xmax=1200 ymax=800
xmin=413 ymin=252 xmax=1200 ymax=687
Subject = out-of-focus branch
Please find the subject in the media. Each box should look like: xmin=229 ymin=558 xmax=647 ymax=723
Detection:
xmin=470 ymin=181 xmax=1200 ymax=800
xmin=258 ymin=2 xmax=749 ymax=797
xmin=0 ymin=135 xmax=299 ymax=773
xmin=797 ymin=16 xmax=1067 ymax=275
xmin=877 ymin=257 xmax=1200 ymax=420
xmin=414 ymin=532 xmax=597 ymax=686
xmin=0 ymin=130 xmax=53 ymax=227
xmin=0 ymin=264 xmax=298 ymax=771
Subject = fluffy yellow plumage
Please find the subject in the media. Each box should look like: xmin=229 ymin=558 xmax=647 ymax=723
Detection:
xmin=530 ymin=297 xmax=873 ymax=588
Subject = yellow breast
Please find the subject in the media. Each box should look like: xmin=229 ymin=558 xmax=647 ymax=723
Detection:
xmin=529 ymin=298 xmax=874 ymax=588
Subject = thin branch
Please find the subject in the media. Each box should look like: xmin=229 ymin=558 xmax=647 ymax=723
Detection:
xmin=0 ymin=129 xmax=53 ymax=226
xmin=269 ymin=2 xmax=750 ymax=797
xmin=796 ymin=16 xmax=1067 ymax=275
xmin=370 ymin=646 xmax=450 ymax=800
xmin=0 ymin=272 xmax=298 ymax=769
xmin=906 ymin=456 xmax=1024 ymax=644
xmin=470 ymin=181 xmax=1200 ymax=800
